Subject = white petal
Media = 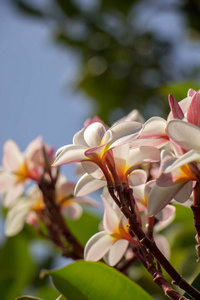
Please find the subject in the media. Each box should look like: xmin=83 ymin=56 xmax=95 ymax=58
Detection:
xmin=174 ymin=181 xmax=193 ymax=203
xmin=0 ymin=170 xmax=16 ymax=193
xmin=74 ymin=173 xmax=106 ymax=197
xmin=104 ymin=239 xmax=129 ymax=266
xmin=164 ymin=150 xmax=200 ymax=173
xmin=84 ymin=231 xmax=115 ymax=261
xmin=102 ymin=196 xmax=120 ymax=234
xmin=53 ymin=145 xmax=88 ymax=166
xmin=148 ymin=182 xmax=183 ymax=216
xmin=3 ymin=183 xmax=26 ymax=207
xmin=154 ymin=234 xmax=170 ymax=259
xmin=81 ymin=161 xmax=104 ymax=179
xmin=127 ymin=146 xmax=160 ymax=170
xmin=128 ymin=169 xmax=147 ymax=186
xmin=73 ymin=127 xmax=88 ymax=146
xmin=3 ymin=140 xmax=24 ymax=171
xmin=84 ymin=122 xmax=107 ymax=148
xmin=155 ymin=204 xmax=176 ymax=221
xmin=110 ymin=121 xmax=143 ymax=147
xmin=4 ymin=198 xmax=31 ymax=236
xmin=166 ymin=120 xmax=200 ymax=151
xmin=62 ymin=202 xmax=82 ymax=220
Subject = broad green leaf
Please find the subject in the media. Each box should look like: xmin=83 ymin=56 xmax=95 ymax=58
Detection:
xmin=41 ymin=260 xmax=153 ymax=300
xmin=65 ymin=211 xmax=101 ymax=246
xmin=184 ymin=272 xmax=200 ymax=300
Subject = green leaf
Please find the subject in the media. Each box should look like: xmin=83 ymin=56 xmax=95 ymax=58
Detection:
xmin=42 ymin=260 xmax=153 ymax=300
xmin=65 ymin=211 xmax=101 ymax=246
xmin=184 ymin=272 xmax=200 ymax=299
xmin=16 ymin=296 xmax=43 ymax=300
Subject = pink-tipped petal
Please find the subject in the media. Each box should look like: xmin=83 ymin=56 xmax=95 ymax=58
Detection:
xmin=168 ymin=94 xmax=184 ymax=120
xmin=74 ymin=173 xmax=106 ymax=197
xmin=188 ymin=88 xmax=196 ymax=97
xmin=3 ymin=140 xmax=24 ymax=171
xmin=187 ymin=92 xmax=200 ymax=127
xmin=104 ymin=239 xmax=129 ymax=266
xmin=166 ymin=120 xmax=200 ymax=151
xmin=84 ymin=231 xmax=115 ymax=262
xmin=0 ymin=170 xmax=16 ymax=192
xmin=53 ymin=145 xmax=88 ymax=166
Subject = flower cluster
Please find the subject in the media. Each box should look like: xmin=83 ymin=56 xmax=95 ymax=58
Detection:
xmin=52 ymin=89 xmax=200 ymax=266
xmin=1 ymin=89 xmax=200 ymax=299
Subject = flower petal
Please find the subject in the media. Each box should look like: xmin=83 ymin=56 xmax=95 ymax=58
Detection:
xmin=104 ymin=239 xmax=129 ymax=266
xmin=84 ymin=231 xmax=115 ymax=262
xmin=187 ymin=92 xmax=200 ymax=127
xmin=62 ymin=202 xmax=83 ymax=220
xmin=127 ymin=146 xmax=160 ymax=171
xmin=53 ymin=145 xmax=88 ymax=166
xmin=164 ymin=149 xmax=200 ymax=174
xmin=74 ymin=173 xmax=106 ymax=197
xmin=148 ymin=182 xmax=183 ymax=216
xmin=3 ymin=140 xmax=24 ymax=171
xmin=102 ymin=196 xmax=120 ymax=234
xmin=84 ymin=122 xmax=107 ymax=148
xmin=110 ymin=121 xmax=143 ymax=148
xmin=3 ymin=183 xmax=26 ymax=207
xmin=168 ymin=94 xmax=184 ymax=120
xmin=166 ymin=120 xmax=200 ymax=151
xmin=174 ymin=181 xmax=193 ymax=203
xmin=128 ymin=169 xmax=147 ymax=186
xmin=4 ymin=198 xmax=31 ymax=236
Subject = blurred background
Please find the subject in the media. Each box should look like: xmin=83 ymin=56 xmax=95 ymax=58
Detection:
xmin=1 ymin=0 xmax=200 ymax=299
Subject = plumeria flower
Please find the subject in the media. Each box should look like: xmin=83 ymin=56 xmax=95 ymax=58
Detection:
xmin=4 ymin=175 xmax=98 ymax=236
xmin=84 ymin=196 xmax=137 ymax=266
xmin=0 ymin=137 xmax=54 ymax=207
xmin=74 ymin=143 xmax=160 ymax=197
xmin=52 ymin=120 xmax=143 ymax=172
xmin=147 ymin=150 xmax=196 ymax=216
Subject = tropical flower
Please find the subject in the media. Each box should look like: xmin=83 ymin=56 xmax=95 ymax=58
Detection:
xmin=4 ymin=175 xmax=98 ymax=236
xmin=0 ymin=137 xmax=54 ymax=207
xmin=84 ymin=196 xmax=137 ymax=266
xmin=52 ymin=120 xmax=143 ymax=171
xmin=74 ymin=143 xmax=160 ymax=197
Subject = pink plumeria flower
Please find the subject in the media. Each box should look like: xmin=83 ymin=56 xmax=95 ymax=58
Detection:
xmin=52 ymin=121 xmax=143 ymax=171
xmin=74 ymin=143 xmax=160 ymax=197
xmin=0 ymin=137 xmax=54 ymax=207
xmin=84 ymin=196 xmax=137 ymax=266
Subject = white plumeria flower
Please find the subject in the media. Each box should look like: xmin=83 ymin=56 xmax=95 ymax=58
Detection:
xmin=84 ymin=196 xmax=137 ymax=266
xmin=52 ymin=120 xmax=143 ymax=170
xmin=148 ymin=150 xmax=195 ymax=216
xmin=74 ymin=143 xmax=160 ymax=197
xmin=0 ymin=137 xmax=54 ymax=207
xmin=4 ymin=175 xmax=98 ymax=237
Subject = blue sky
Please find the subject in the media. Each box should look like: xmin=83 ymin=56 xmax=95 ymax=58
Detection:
xmin=0 ymin=2 xmax=94 ymax=181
